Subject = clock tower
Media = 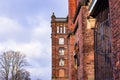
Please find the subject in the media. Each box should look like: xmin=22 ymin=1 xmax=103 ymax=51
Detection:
xmin=51 ymin=13 xmax=69 ymax=80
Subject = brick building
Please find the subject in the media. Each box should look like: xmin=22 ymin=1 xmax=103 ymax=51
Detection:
xmin=68 ymin=0 xmax=94 ymax=80
xmin=69 ymin=0 xmax=120 ymax=80
xmin=51 ymin=0 xmax=120 ymax=80
xmin=89 ymin=0 xmax=113 ymax=79
xmin=89 ymin=0 xmax=120 ymax=79
xmin=67 ymin=0 xmax=77 ymax=80
xmin=51 ymin=13 xmax=69 ymax=80
xmin=109 ymin=0 xmax=120 ymax=79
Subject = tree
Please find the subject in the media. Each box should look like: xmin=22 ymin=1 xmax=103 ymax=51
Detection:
xmin=0 ymin=70 xmax=5 ymax=80
xmin=10 ymin=69 xmax=30 ymax=80
xmin=0 ymin=51 xmax=29 ymax=80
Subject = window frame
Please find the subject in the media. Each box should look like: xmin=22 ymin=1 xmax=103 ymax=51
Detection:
xmin=59 ymin=38 xmax=64 ymax=44
xmin=60 ymin=27 xmax=63 ymax=33
xmin=63 ymin=26 xmax=66 ymax=33
xmin=59 ymin=69 xmax=65 ymax=77
xmin=57 ymin=26 xmax=59 ymax=33
xmin=59 ymin=58 xmax=64 ymax=66
xmin=59 ymin=47 xmax=65 ymax=55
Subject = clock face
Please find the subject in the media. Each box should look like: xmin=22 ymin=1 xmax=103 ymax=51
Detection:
xmin=59 ymin=38 xmax=64 ymax=44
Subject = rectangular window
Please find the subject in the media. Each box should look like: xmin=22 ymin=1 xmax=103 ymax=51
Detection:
xmin=64 ymin=26 xmax=66 ymax=33
xmin=59 ymin=59 xmax=64 ymax=66
xmin=59 ymin=48 xmax=64 ymax=55
xmin=57 ymin=26 xmax=59 ymax=33
xmin=59 ymin=38 xmax=64 ymax=44
xmin=59 ymin=69 xmax=65 ymax=77
xmin=60 ymin=27 xmax=62 ymax=33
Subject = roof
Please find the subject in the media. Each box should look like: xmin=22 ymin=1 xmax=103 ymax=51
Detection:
xmin=55 ymin=18 xmax=67 ymax=22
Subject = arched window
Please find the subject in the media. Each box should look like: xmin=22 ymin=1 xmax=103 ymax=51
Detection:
xmin=59 ymin=69 xmax=65 ymax=77
xmin=59 ymin=58 xmax=64 ymax=66
xmin=59 ymin=48 xmax=64 ymax=55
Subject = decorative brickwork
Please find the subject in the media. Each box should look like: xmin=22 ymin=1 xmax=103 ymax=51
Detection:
xmin=51 ymin=13 xmax=69 ymax=80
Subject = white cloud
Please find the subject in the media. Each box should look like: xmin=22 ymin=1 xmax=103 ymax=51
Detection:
xmin=32 ymin=25 xmax=50 ymax=37
xmin=0 ymin=40 xmax=50 ymax=59
xmin=0 ymin=40 xmax=51 ymax=80
xmin=0 ymin=0 xmax=68 ymax=79
xmin=26 ymin=15 xmax=50 ymax=37
xmin=0 ymin=14 xmax=51 ymax=79
xmin=27 ymin=67 xmax=51 ymax=80
xmin=0 ymin=16 xmax=22 ymax=35
xmin=0 ymin=40 xmax=51 ymax=79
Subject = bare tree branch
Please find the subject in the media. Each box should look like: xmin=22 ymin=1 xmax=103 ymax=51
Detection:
xmin=0 ymin=51 xmax=30 ymax=80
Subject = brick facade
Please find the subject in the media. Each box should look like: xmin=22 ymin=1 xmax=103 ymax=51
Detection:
xmin=51 ymin=0 xmax=120 ymax=80
xmin=89 ymin=0 xmax=120 ymax=80
xmin=73 ymin=5 xmax=94 ymax=80
xmin=109 ymin=0 xmax=120 ymax=79
xmin=67 ymin=0 xmax=95 ymax=79
xmin=51 ymin=13 xmax=69 ymax=80
xmin=68 ymin=0 xmax=76 ymax=80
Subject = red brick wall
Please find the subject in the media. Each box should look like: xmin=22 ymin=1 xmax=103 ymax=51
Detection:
xmin=68 ymin=35 xmax=76 ymax=80
xmin=68 ymin=0 xmax=76 ymax=31
xmin=109 ymin=0 xmax=120 ymax=79
xmin=51 ymin=16 xmax=69 ymax=79
xmin=74 ymin=6 xmax=84 ymax=80
xmin=82 ymin=7 xmax=94 ymax=80
xmin=68 ymin=0 xmax=76 ymax=80
xmin=74 ymin=6 xmax=94 ymax=80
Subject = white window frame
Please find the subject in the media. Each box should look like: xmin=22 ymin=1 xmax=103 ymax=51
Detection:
xmin=60 ymin=27 xmax=62 ymax=33
xmin=57 ymin=26 xmax=59 ymax=33
xmin=59 ymin=48 xmax=64 ymax=55
xmin=63 ymin=26 xmax=66 ymax=33
xmin=59 ymin=38 xmax=64 ymax=44
xmin=59 ymin=58 xmax=64 ymax=66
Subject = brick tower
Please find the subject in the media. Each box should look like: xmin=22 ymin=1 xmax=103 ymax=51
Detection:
xmin=51 ymin=13 xmax=69 ymax=80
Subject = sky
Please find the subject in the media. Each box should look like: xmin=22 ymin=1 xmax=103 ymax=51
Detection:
xmin=0 ymin=0 xmax=68 ymax=80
